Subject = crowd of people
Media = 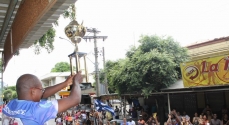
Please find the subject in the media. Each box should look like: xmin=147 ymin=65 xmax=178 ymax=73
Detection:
xmin=54 ymin=104 xmax=160 ymax=125
xmin=56 ymin=104 xmax=228 ymax=125
xmin=55 ymin=109 xmax=114 ymax=125
xmin=166 ymin=105 xmax=229 ymax=125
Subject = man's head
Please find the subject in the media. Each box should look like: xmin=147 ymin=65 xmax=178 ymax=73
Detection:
xmin=16 ymin=74 xmax=44 ymax=102
xmin=123 ymin=118 xmax=127 ymax=122
xmin=213 ymin=114 xmax=217 ymax=120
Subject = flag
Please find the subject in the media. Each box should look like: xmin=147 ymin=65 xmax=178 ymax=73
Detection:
xmin=94 ymin=99 xmax=115 ymax=116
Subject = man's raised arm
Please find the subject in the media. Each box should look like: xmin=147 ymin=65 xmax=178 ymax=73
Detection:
xmin=41 ymin=75 xmax=74 ymax=99
xmin=57 ymin=71 xmax=82 ymax=113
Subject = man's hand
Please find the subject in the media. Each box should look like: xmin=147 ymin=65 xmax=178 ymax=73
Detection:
xmin=64 ymin=74 xmax=75 ymax=86
xmin=73 ymin=71 xmax=83 ymax=84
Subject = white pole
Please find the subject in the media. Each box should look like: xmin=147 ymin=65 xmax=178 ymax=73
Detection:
xmin=167 ymin=93 xmax=171 ymax=113
xmin=94 ymin=28 xmax=100 ymax=97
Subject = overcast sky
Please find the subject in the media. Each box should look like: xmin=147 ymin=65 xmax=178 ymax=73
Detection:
xmin=3 ymin=0 xmax=229 ymax=86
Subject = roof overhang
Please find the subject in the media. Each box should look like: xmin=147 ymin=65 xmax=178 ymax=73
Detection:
xmin=1 ymin=0 xmax=77 ymax=70
xmin=0 ymin=0 xmax=21 ymax=48
xmin=160 ymin=84 xmax=229 ymax=94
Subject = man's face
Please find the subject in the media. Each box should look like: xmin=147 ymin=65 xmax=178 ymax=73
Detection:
xmin=213 ymin=114 xmax=217 ymax=119
xmin=31 ymin=81 xmax=45 ymax=102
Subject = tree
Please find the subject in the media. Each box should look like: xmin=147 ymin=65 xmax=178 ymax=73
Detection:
xmin=51 ymin=62 xmax=74 ymax=72
xmin=3 ymin=85 xmax=17 ymax=103
xmin=33 ymin=27 xmax=56 ymax=54
xmin=102 ymin=35 xmax=189 ymax=97
xmin=13 ymin=4 xmax=78 ymax=55
xmin=62 ymin=4 xmax=76 ymax=21
xmin=32 ymin=4 xmax=77 ymax=55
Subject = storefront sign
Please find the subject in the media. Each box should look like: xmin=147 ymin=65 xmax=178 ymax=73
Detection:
xmin=180 ymin=55 xmax=229 ymax=87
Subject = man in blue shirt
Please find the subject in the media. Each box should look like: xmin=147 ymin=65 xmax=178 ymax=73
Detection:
xmin=2 ymin=72 xmax=83 ymax=125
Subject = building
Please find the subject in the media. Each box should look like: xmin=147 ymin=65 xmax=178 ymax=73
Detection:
xmin=120 ymin=36 xmax=229 ymax=124
xmin=159 ymin=36 xmax=229 ymax=121
xmin=40 ymin=72 xmax=95 ymax=102
xmin=187 ymin=36 xmax=229 ymax=61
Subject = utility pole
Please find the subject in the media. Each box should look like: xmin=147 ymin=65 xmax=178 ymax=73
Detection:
xmin=83 ymin=28 xmax=107 ymax=97
xmin=102 ymin=47 xmax=109 ymax=94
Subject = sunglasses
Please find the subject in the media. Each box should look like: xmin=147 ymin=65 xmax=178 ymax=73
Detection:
xmin=33 ymin=87 xmax=45 ymax=99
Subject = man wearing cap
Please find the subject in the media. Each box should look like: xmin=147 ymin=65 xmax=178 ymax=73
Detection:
xmin=2 ymin=72 xmax=83 ymax=125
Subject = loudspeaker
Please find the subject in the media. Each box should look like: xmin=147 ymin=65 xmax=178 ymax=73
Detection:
xmin=81 ymin=95 xmax=91 ymax=104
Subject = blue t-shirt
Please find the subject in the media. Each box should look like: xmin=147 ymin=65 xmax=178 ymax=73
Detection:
xmin=2 ymin=99 xmax=58 ymax=125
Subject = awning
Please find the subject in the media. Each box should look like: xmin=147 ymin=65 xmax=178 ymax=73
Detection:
xmin=2 ymin=0 xmax=77 ymax=70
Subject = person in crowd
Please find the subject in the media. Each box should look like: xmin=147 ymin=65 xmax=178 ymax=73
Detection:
xmin=203 ymin=104 xmax=212 ymax=115
xmin=115 ymin=106 xmax=120 ymax=119
xmin=146 ymin=117 xmax=153 ymax=125
xmin=96 ymin=111 xmax=103 ymax=125
xmin=176 ymin=112 xmax=182 ymax=122
xmin=75 ymin=110 xmax=81 ymax=124
xmin=132 ymin=107 xmax=138 ymax=119
xmin=67 ymin=113 xmax=73 ymax=125
xmin=138 ymin=115 xmax=146 ymax=125
xmin=141 ymin=109 xmax=149 ymax=122
xmin=128 ymin=108 xmax=132 ymax=116
xmin=199 ymin=115 xmax=204 ymax=125
xmin=81 ymin=110 xmax=87 ymax=125
xmin=181 ymin=116 xmax=192 ymax=125
xmin=102 ymin=111 xmax=107 ymax=125
xmin=89 ymin=110 xmax=95 ymax=125
xmin=193 ymin=112 xmax=200 ymax=125
xmin=146 ymin=116 xmax=159 ymax=125
xmin=94 ymin=111 xmax=99 ymax=125
xmin=203 ymin=115 xmax=209 ymax=125
xmin=206 ymin=110 xmax=213 ymax=122
xmin=2 ymin=72 xmax=82 ymax=125
xmin=86 ymin=116 xmax=91 ymax=125
xmin=129 ymin=117 xmax=136 ymax=125
xmin=121 ymin=118 xmax=129 ymax=125
xmin=65 ymin=112 xmax=69 ymax=125
xmin=55 ymin=113 xmax=63 ymax=125
xmin=182 ymin=111 xmax=189 ymax=118
xmin=137 ymin=106 xmax=143 ymax=119
xmin=222 ymin=114 xmax=229 ymax=125
xmin=166 ymin=110 xmax=180 ymax=125
xmin=222 ymin=105 xmax=228 ymax=120
xmin=112 ymin=121 xmax=117 ymax=125
xmin=210 ymin=114 xmax=221 ymax=125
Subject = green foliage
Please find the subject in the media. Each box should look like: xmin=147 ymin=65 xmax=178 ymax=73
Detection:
xmin=101 ymin=35 xmax=189 ymax=97
xmin=33 ymin=28 xmax=56 ymax=54
xmin=7 ymin=86 xmax=16 ymax=91
xmin=51 ymin=62 xmax=76 ymax=72
xmin=3 ymin=86 xmax=17 ymax=102
xmin=63 ymin=4 xmax=76 ymax=21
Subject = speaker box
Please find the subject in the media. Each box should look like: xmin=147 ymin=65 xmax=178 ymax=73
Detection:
xmin=81 ymin=95 xmax=91 ymax=104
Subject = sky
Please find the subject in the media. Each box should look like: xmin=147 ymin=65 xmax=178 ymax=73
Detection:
xmin=3 ymin=0 xmax=229 ymax=86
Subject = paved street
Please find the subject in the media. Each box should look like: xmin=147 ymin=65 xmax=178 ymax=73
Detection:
xmin=47 ymin=119 xmax=56 ymax=125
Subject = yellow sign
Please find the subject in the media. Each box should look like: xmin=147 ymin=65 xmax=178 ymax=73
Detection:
xmin=180 ymin=55 xmax=229 ymax=87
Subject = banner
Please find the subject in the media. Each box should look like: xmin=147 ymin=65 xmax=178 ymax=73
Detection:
xmin=180 ymin=55 xmax=229 ymax=87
